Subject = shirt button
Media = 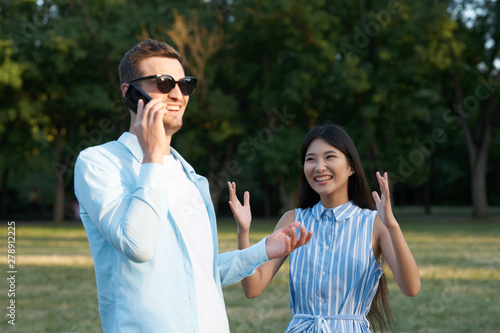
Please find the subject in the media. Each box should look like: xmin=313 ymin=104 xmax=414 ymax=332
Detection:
xmin=190 ymin=295 xmax=195 ymax=300
xmin=254 ymin=253 xmax=259 ymax=258
xmin=321 ymin=271 xmax=326 ymax=276
xmin=185 ymin=262 xmax=189 ymax=268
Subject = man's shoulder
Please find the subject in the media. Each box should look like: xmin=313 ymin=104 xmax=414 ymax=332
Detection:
xmin=78 ymin=139 xmax=122 ymax=159
xmin=76 ymin=137 xmax=136 ymax=172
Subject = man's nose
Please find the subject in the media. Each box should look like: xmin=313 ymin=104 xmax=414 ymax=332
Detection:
xmin=167 ymin=83 xmax=183 ymax=100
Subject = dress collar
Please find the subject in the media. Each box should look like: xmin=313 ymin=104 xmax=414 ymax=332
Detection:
xmin=312 ymin=200 xmax=360 ymax=223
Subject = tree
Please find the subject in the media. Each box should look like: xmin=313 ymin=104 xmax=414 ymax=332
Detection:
xmin=150 ymin=8 xmax=244 ymax=212
xmin=440 ymin=0 xmax=500 ymax=218
xmin=1 ymin=0 xmax=498 ymax=222
xmin=0 ymin=0 xmax=186 ymax=221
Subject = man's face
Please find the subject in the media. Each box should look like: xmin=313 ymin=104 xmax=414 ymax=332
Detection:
xmin=134 ymin=56 xmax=190 ymax=135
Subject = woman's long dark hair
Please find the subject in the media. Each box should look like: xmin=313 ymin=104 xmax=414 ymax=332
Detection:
xmin=298 ymin=124 xmax=393 ymax=332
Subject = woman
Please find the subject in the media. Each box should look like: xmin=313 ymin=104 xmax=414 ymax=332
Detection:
xmin=228 ymin=124 xmax=420 ymax=332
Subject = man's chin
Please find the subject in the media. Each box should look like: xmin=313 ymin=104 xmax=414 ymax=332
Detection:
xmin=165 ymin=121 xmax=183 ymax=136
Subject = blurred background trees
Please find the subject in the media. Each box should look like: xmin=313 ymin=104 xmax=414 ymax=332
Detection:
xmin=1 ymin=0 xmax=498 ymax=221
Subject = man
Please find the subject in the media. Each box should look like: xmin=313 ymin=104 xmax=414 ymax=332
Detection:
xmin=74 ymin=39 xmax=311 ymax=332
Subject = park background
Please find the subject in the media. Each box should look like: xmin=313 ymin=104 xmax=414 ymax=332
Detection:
xmin=0 ymin=0 xmax=499 ymax=332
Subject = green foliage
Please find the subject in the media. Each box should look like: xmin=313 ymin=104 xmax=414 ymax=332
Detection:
xmin=0 ymin=0 xmax=499 ymax=219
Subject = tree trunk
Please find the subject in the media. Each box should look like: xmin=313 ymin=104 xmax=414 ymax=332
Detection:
xmin=448 ymin=42 xmax=495 ymax=218
xmin=53 ymin=129 xmax=66 ymax=223
xmin=0 ymin=168 xmax=9 ymax=218
xmin=469 ymin=105 xmax=493 ymax=219
xmin=451 ymin=86 xmax=493 ymax=219
xmin=453 ymin=103 xmax=492 ymax=219
xmin=53 ymin=179 xmax=65 ymax=223
xmin=471 ymin=159 xmax=489 ymax=219
xmin=262 ymin=173 xmax=272 ymax=219
xmin=422 ymin=182 xmax=431 ymax=215
xmin=422 ymin=158 xmax=433 ymax=215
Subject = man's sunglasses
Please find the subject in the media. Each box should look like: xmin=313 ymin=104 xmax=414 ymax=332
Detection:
xmin=129 ymin=74 xmax=197 ymax=96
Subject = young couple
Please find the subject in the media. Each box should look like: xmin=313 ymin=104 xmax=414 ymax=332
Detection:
xmin=75 ymin=38 xmax=419 ymax=333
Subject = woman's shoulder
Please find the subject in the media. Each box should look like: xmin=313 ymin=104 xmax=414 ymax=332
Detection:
xmin=359 ymin=207 xmax=377 ymax=216
xmin=296 ymin=200 xmax=322 ymax=213
xmin=275 ymin=210 xmax=296 ymax=230
xmin=293 ymin=203 xmax=322 ymax=224
xmin=294 ymin=205 xmax=313 ymax=217
xmin=275 ymin=205 xmax=316 ymax=230
xmin=352 ymin=203 xmax=377 ymax=216
xmin=346 ymin=204 xmax=378 ymax=226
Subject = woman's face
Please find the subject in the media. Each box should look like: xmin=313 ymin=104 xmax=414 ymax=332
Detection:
xmin=303 ymin=138 xmax=353 ymax=207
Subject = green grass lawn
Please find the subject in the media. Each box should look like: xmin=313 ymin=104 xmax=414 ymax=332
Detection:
xmin=1 ymin=209 xmax=499 ymax=332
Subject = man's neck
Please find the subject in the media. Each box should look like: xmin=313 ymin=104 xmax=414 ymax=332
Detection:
xmin=127 ymin=129 xmax=172 ymax=159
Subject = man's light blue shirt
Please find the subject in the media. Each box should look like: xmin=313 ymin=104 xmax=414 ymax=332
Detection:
xmin=74 ymin=132 xmax=269 ymax=332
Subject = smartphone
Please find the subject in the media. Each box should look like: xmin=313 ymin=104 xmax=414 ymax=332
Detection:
xmin=123 ymin=82 xmax=152 ymax=113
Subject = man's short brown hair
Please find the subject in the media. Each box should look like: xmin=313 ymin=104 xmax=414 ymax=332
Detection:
xmin=118 ymin=39 xmax=183 ymax=85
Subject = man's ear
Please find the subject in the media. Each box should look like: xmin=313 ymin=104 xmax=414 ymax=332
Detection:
xmin=121 ymin=83 xmax=129 ymax=98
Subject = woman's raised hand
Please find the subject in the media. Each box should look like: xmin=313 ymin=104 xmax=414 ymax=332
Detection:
xmin=228 ymin=182 xmax=252 ymax=233
xmin=372 ymin=171 xmax=397 ymax=228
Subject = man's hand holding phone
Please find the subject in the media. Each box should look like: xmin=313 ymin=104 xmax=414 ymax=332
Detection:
xmin=125 ymin=84 xmax=169 ymax=165
xmin=136 ymin=97 xmax=170 ymax=165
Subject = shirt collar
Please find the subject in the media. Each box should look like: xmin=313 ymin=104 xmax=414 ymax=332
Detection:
xmin=117 ymin=132 xmax=144 ymax=162
xmin=313 ymin=200 xmax=360 ymax=223
xmin=117 ymin=132 xmax=196 ymax=176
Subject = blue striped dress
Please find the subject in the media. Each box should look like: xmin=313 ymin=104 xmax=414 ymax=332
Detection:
xmin=286 ymin=201 xmax=383 ymax=333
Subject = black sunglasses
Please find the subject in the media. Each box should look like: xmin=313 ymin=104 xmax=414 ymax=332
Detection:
xmin=129 ymin=74 xmax=197 ymax=96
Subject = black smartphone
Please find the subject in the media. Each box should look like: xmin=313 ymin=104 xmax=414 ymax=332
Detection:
xmin=123 ymin=82 xmax=152 ymax=113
